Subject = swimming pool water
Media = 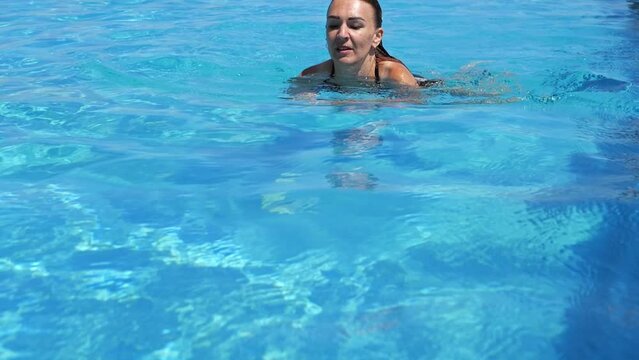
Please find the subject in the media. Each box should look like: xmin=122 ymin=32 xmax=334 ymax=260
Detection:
xmin=1 ymin=0 xmax=638 ymax=359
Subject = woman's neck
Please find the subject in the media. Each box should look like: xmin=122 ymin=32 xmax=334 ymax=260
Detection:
xmin=333 ymin=54 xmax=377 ymax=81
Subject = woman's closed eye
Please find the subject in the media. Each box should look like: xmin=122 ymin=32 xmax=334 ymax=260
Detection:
xmin=326 ymin=20 xmax=364 ymax=30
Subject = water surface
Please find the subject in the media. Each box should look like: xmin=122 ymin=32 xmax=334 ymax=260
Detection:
xmin=1 ymin=0 xmax=638 ymax=359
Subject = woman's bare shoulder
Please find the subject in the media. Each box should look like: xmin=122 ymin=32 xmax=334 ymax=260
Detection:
xmin=300 ymin=60 xmax=332 ymax=77
xmin=378 ymin=60 xmax=418 ymax=87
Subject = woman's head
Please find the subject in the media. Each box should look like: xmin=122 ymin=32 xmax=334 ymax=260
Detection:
xmin=325 ymin=0 xmax=384 ymax=66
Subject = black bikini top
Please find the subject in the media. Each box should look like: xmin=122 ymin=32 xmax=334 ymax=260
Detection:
xmin=329 ymin=60 xmax=380 ymax=84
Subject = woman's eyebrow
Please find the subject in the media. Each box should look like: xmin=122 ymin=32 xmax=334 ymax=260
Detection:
xmin=327 ymin=15 xmax=366 ymax=21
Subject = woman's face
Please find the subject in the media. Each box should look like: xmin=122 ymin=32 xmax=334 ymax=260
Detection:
xmin=326 ymin=0 xmax=382 ymax=66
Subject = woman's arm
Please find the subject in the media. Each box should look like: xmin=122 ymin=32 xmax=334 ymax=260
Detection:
xmin=378 ymin=61 xmax=419 ymax=88
xmin=300 ymin=60 xmax=332 ymax=77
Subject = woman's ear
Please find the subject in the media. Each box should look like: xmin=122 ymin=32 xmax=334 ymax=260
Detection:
xmin=373 ymin=28 xmax=384 ymax=47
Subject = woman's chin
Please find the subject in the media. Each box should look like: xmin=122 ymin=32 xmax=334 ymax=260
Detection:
xmin=333 ymin=56 xmax=358 ymax=65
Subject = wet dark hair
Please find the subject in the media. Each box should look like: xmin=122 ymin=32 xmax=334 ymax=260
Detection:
xmin=328 ymin=0 xmax=397 ymax=61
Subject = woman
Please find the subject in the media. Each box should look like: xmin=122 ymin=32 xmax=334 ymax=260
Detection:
xmin=300 ymin=0 xmax=422 ymax=88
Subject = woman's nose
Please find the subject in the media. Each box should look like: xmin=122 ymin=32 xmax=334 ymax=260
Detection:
xmin=336 ymin=24 xmax=349 ymax=39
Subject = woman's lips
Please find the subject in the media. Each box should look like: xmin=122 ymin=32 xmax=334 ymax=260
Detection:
xmin=337 ymin=46 xmax=353 ymax=55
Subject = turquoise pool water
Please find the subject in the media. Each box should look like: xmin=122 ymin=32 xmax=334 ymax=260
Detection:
xmin=1 ymin=0 xmax=638 ymax=358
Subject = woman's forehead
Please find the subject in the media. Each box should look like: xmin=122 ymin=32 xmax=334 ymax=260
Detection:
xmin=327 ymin=0 xmax=375 ymax=21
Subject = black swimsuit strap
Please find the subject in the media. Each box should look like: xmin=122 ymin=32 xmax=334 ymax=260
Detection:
xmin=329 ymin=61 xmax=380 ymax=83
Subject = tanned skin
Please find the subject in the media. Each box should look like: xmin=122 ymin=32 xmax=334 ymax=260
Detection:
xmin=300 ymin=0 xmax=418 ymax=88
